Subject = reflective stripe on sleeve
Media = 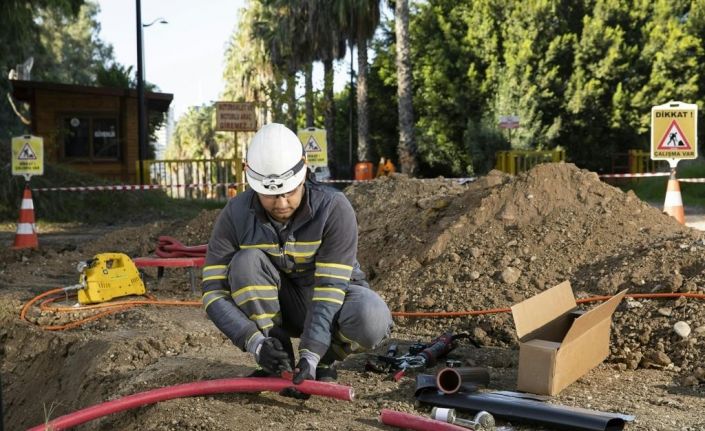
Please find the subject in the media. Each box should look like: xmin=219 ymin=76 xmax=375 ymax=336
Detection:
xmin=314 ymin=262 xmax=352 ymax=281
xmin=202 ymin=289 xmax=229 ymax=310
xmin=313 ymin=287 xmax=345 ymax=304
xmin=284 ymin=240 xmax=321 ymax=258
xmin=240 ymin=243 xmax=282 ymax=257
xmin=202 ymin=265 xmax=228 ymax=279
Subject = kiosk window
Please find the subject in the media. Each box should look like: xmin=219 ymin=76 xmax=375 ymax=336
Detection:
xmin=63 ymin=116 xmax=119 ymax=160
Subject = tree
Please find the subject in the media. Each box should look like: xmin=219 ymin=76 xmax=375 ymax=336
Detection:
xmin=250 ymin=0 xmax=311 ymax=131
xmin=395 ymin=0 xmax=417 ymax=174
xmin=167 ymin=104 xmax=218 ymax=159
xmin=336 ymin=0 xmax=381 ymax=163
xmin=306 ymin=0 xmax=347 ymax=176
xmin=0 ymin=0 xmax=84 ymax=142
xmin=34 ymin=1 xmax=114 ymax=85
xmin=564 ymin=1 xmax=643 ymax=170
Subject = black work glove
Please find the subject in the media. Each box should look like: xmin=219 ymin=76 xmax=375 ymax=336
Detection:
xmin=256 ymin=338 xmax=292 ymax=375
xmin=292 ymin=357 xmax=315 ymax=384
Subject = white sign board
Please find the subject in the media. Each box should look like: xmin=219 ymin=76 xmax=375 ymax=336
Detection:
xmin=499 ymin=115 xmax=520 ymax=129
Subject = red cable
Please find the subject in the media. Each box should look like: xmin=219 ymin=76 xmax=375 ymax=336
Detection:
xmin=29 ymin=377 xmax=354 ymax=431
xmin=379 ymin=409 xmax=468 ymax=431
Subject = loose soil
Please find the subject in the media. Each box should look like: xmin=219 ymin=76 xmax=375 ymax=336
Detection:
xmin=1 ymin=163 xmax=704 ymax=430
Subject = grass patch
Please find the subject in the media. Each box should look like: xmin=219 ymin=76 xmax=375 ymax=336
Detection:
xmin=616 ymin=158 xmax=705 ymax=208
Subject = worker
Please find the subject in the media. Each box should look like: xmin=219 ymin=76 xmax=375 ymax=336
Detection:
xmin=202 ymin=123 xmax=393 ymax=389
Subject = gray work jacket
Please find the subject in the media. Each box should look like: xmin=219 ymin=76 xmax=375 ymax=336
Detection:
xmin=202 ymin=180 xmax=364 ymax=357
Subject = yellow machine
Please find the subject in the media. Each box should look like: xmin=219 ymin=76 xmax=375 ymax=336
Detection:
xmin=76 ymin=253 xmax=146 ymax=304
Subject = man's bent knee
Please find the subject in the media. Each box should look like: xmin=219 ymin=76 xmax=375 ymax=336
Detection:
xmin=337 ymin=286 xmax=393 ymax=350
xmin=229 ymin=248 xmax=269 ymax=268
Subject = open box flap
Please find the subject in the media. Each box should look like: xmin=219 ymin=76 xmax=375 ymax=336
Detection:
xmin=561 ymin=289 xmax=628 ymax=347
xmin=512 ymin=281 xmax=577 ymax=340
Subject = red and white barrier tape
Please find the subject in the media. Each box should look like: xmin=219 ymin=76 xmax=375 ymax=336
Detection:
xmin=33 ymin=183 xmax=245 ymax=192
xmin=678 ymin=178 xmax=705 ymax=183
xmin=32 ymin=177 xmax=477 ymax=192
xmin=598 ymin=172 xmax=670 ymax=178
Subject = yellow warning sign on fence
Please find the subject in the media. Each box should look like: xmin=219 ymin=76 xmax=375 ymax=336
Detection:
xmin=11 ymin=135 xmax=44 ymax=177
xmin=651 ymin=101 xmax=698 ymax=164
xmin=297 ymin=127 xmax=328 ymax=169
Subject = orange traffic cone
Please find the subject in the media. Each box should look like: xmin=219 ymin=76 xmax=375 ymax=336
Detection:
xmin=663 ymin=177 xmax=685 ymax=224
xmin=12 ymin=186 xmax=38 ymax=249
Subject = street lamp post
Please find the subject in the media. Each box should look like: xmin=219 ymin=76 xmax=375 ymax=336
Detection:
xmin=135 ymin=0 xmax=166 ymax=185
xmin=136 ymin=0 xmax=146 ymax=185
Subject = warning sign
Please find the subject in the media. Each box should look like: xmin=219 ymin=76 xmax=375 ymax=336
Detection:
xmin=656 ymin=120 xmax=691 ymax=150
xmin=304 ymin=136 xmax=322 ymax=152
xmin=651 ymin=101 xmax=697 ymax=162
xmin=11 ymin=135 xmax=44 ymax=177
xmin=297 ymin=128 xmax=328 ymax=168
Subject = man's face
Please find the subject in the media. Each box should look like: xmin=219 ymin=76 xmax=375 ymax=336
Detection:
xmin=257 ymin=182 xmax=305 ymax=223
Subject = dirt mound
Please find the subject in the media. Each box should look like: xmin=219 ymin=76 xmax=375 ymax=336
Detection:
xmin=2 ymin=162 xmax=705 ymax=430
xmin=347 ymin=164 xmax=705 ymax=375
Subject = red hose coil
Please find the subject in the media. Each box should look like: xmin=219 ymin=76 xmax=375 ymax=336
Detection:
xmin=379 ymin=409 xmax=469 ymax=431
xmin=29 ymin=377 xmax=354 ymax=431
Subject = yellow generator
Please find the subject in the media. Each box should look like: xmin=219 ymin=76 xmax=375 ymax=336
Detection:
xmin=77 ymin=253 xmax=145 ymax=304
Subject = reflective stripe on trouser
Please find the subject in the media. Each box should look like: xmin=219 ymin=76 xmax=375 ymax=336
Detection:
xmin=228 ymin=249 xmax=393 ymax=356
xmin=229 ymin=249 xmax=284 ymax=333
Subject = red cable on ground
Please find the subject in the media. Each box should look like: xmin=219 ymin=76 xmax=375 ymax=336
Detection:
xmin=29 ymin=377 xmax=355 ymax=431
xmin=390 ymin=292 xmax=705 ymax=318
xmin=379 ymin=409 xmax=468 ymax=431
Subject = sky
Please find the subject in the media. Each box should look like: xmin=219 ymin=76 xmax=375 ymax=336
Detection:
xmin=96 ymin=0 xmax=354 ymax=122
xmin=96 ymin=0 xmax=246 ymax=120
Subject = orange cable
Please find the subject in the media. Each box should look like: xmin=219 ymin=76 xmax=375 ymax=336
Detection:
xmin=21 ymin=288 xmax=201 ymax=331
xmin=389 ymin=292 xmax=705 ymax=318
xmin=23 ymin=289 xmax=705 ymax=329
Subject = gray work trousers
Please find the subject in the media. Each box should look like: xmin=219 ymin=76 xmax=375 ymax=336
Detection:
xmin=228 ymin=249 xmax=393 ymax=361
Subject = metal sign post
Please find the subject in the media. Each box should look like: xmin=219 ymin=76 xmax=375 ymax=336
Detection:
xmin=215 ymin=102 xmax=257 ymax=193
xmin=499 ymin=115 xmax=520 ymax=146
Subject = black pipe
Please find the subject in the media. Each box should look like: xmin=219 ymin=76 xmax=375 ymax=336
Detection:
xmin=436 ymin=367 xmax=490 ymax=394
xmin=416 ymin=375 xmax=634 ymax=431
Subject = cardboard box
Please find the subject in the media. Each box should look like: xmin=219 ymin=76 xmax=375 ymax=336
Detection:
xmin=511 ymin=281 xmax=627 ymax=395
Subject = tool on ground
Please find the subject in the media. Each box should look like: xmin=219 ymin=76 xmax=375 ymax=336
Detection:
xmin=73 ymin=253 xmax=146 ymax=304
xmin=431 ymin=407 xmax=495 ymax=430
xmin=366 ymin=332 xmax=471 ymax=381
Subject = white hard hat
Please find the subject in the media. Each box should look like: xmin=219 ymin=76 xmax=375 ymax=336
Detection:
xmin=245 ymin=123 xmax=307 ymax=195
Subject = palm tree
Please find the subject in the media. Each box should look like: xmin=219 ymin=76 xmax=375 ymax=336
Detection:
xmin=251 ymin=0 xmax=306 ymax=131
xmin=222 ymin=2 xmax=278 ymax=124
xmin=395 ymin=0 xmax=417 ymax=175
xmin=307 ymin=0 xmax=347 ymax=176
xmin=336 ymin=0 xmax=381 ymax=163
